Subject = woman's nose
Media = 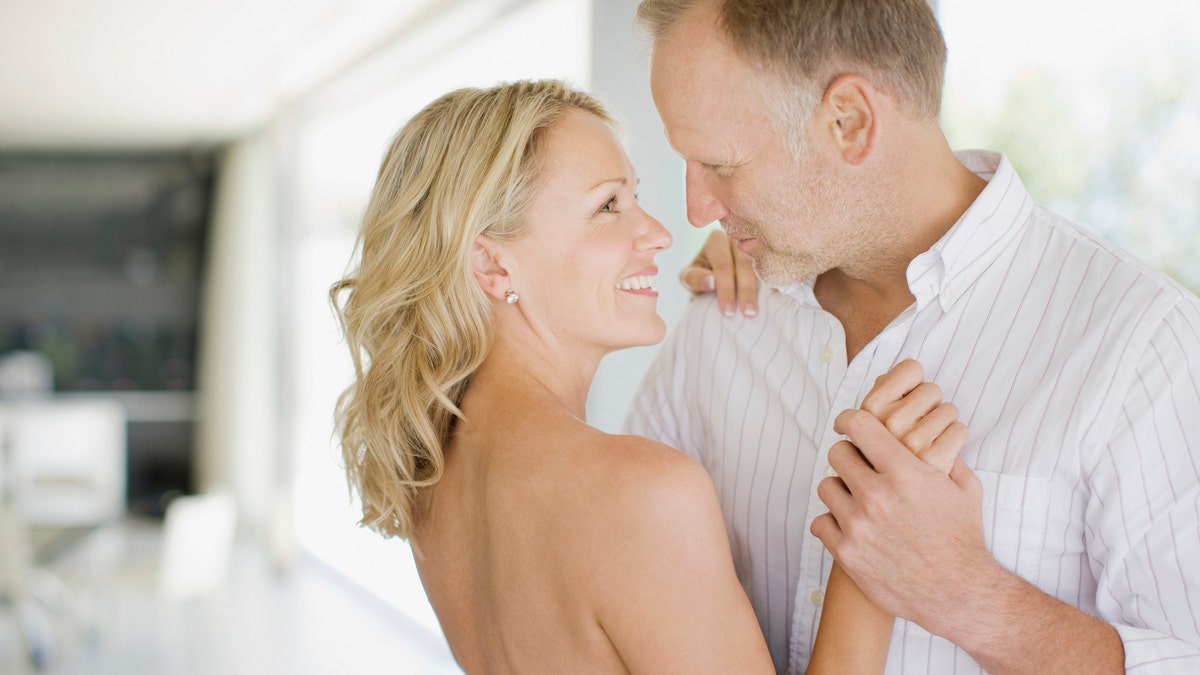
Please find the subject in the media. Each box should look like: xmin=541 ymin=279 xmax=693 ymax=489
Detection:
xmin=635 ymin=206 xmax=673 ymax=252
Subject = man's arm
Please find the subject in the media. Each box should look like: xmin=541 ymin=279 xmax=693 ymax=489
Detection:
xmin=813 ymin=300 xmax=1200 ymax=673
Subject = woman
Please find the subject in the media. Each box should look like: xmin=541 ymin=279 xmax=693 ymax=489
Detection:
xmin=330 ymin=79 xmax=961 ymax=673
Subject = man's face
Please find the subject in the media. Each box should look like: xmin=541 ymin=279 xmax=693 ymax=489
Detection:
xmin=647 ymin=2 xmax=865 ymax=287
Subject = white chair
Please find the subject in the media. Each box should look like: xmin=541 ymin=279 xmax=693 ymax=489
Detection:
xmin=0 ymin=351 xmax=53 ymax=400
xmin=0 ymin=399 xmax=127 ymax=670
xmin=159 ymin=491 xmax=238 ymax=600
xmin=4 ymin=400 xmax=126 ymax=528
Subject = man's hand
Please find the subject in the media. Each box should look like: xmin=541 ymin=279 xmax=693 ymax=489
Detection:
xmin=679 ymin=229 xmax=759 ymax=317
xmin=810 ymin=360 xmax=997 ymax=635
xmin=811 ymin=360 xmax=1125 ymax=673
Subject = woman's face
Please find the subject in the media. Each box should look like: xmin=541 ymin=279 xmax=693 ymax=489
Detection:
xmin=506 ymin=109 xmax=673 ymax=355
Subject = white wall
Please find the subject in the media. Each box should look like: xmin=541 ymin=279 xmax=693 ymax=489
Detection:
xmin=585 ymin=0 xmax=693 ymax=433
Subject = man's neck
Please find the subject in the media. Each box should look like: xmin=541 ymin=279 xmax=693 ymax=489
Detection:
xmin=813 ymin=269 xmax=915 ymax=362
xmin=816 ymin=145 xmax=987 ymax=361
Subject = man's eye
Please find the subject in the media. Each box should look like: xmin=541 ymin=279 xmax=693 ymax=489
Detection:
xmin=599 ymin=196 xmax=617 ymax=213
xmin=704 ymin=163 xmax=734 ymax=177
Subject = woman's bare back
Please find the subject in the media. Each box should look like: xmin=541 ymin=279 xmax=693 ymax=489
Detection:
xmin=412 ymin=396 xmax=637 ymax=674
xmin=409 ymin=374 xmax=773 ymax=675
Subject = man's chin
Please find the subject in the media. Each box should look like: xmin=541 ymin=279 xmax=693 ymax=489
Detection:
xmin=733 ymin=236 xmax=760 ymax=256
xmin=753 ymin=254 xmax=820 ymax=289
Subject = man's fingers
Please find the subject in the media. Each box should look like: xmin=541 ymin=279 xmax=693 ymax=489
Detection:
xmin=815 ymin=474 xmax=855 ymax=511
xmin=813 ymin=470 xmax=864 ymax=558
xmin=917 ymin=420 xmax=968 ymax=475
xmin=860 ymin=359 xmax=925 ymax=417
xmin=825 ymin=438 xmax=877 ymax=486
xmin=809 ymin=510 xmax=843 ymax=550
xmin=833 ymin=408 xmax=911 ymax=474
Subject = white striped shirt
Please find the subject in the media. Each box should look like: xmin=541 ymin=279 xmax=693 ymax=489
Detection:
xmin=625 ymin=151 xmax=1200 ymax=673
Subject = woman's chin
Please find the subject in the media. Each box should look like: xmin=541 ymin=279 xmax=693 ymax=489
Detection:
xmin=634 ymin=317 xmax=668 ymax=347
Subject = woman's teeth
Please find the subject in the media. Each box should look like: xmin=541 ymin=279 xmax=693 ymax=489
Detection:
xmin=617 ymin=275 xmax=657 ymax=291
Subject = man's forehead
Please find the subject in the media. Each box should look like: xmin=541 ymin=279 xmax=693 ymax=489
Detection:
xmin=652 ymin=0 xmax=724 ymax=53
xmin=651 ymin=31 xmax=758 ymax=110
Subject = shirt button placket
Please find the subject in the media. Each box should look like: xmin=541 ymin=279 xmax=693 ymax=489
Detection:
xmin=810 ymin=589 xmax=825 ymax=607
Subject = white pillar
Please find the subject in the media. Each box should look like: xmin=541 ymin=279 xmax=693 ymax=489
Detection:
xmin=194 ymin=128 xmax=281 ymax=535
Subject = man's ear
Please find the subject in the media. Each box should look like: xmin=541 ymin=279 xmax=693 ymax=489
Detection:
xmin=821 ymin=74 xmax=877 ymax=166
xmin=471 ymin=235 xmax=513 ymax=301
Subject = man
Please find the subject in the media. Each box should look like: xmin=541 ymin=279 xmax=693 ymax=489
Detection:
xmin=624 ymin=0 xmax=1200 ymax=672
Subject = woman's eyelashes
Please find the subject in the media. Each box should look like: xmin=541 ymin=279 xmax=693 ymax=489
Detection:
xmin=598 ymin=190 xmax=639 ymax=215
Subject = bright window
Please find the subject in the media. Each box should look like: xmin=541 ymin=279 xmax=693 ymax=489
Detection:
xmin=940 ymin=0 xmax=1200 ymax=291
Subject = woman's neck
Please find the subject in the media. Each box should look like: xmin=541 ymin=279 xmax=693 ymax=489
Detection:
xmin=467 ymin=334 xmax=600 ymax=423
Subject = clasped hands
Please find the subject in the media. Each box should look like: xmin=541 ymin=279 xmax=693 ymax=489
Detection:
xmin=685 ymin=229 xmax=999 ymax=634
xmin=811 ymin=359 xmax=997 ymax=637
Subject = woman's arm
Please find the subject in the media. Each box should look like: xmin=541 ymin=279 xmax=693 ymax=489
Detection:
xmin=809 ymin=563 xmax=894 ymax=673
xmin=807 ymin=360 xmax=966 ymax=674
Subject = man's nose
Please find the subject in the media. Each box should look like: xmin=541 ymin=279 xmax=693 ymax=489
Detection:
xmin=684 ymin=162 xmax=729 ymax=228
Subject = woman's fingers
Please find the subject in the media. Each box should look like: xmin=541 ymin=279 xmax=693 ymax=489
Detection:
xmin=679 ymin=229 xmax=758 ymax=317
xmin=917 ymin=420 xmax=969 ymax=475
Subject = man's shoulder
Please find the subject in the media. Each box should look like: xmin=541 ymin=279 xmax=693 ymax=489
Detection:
xmin=1033 ymin=205 xmax=1200 ymax=315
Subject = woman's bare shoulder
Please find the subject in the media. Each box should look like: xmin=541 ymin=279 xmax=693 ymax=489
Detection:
xmin=524 ymin=425 xmax=719 ymax=552
xmin=574 ymin=430 xmax=714 ymax=507
xmin=559 ymin=429 xmax=726 ymax=564
xmin=569 ymin=431 xmax=777 ymax=673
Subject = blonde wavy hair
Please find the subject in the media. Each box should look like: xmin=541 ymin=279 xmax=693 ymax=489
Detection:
xmin=330 ymin=80 xmax=613 ymax=539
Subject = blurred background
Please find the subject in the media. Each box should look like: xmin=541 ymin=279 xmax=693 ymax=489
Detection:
xmin=0 ymin=0 xmax=1195 ymax=673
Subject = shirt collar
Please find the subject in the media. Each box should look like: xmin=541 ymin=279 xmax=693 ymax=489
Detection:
xmin=911 ymin=150 xmax=1036 ymax=312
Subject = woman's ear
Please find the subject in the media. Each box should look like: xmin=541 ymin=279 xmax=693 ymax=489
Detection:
xmin=821 ymin=74 xmax=877 ymax=166
xmin=471 ymin=235 xmax=513 ymax=301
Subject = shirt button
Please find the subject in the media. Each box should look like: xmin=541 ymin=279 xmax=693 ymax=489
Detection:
xmin=942 ymin=284 xmax=957 ymax=301
xmin=810 ymin=589 xmax=825 ymax=607
xmin=820 ymin=346 xmax=834 ymax=363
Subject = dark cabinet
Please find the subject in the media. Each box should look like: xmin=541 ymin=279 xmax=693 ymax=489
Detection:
xmin=0 ymin=151 xmax=215 ymax=515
